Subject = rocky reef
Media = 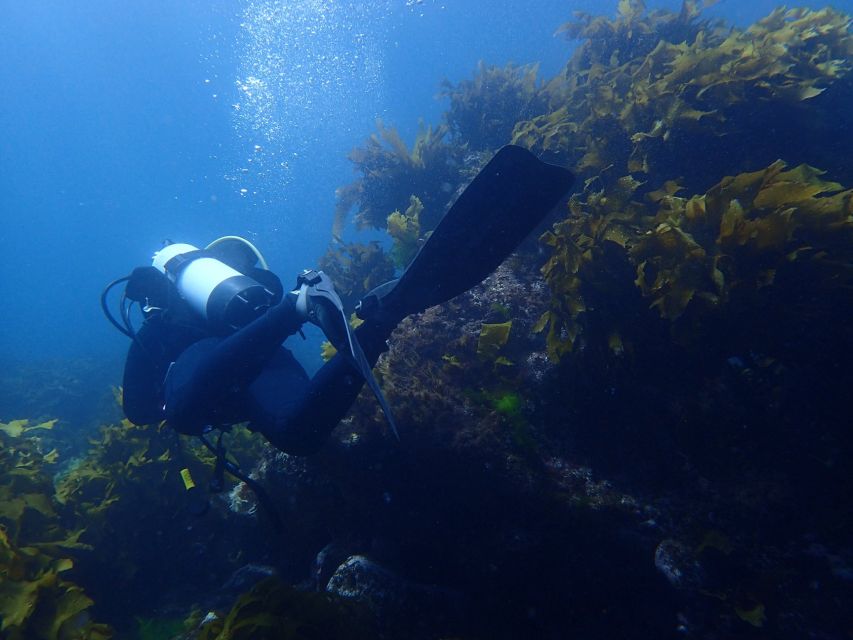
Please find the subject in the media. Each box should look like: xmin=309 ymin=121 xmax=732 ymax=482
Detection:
xmin=4 ymin=2 xmax=853 ymax=639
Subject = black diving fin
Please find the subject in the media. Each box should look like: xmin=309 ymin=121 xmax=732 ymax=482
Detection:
xmin=297 ymin=269 xmax=401 ymax=440
xmin=356 ymin=144 xmax=575 ymax=322
xmin=306 ymin=146 xmax=573 ymax=441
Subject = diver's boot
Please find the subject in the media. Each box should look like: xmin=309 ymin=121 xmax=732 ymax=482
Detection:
xmin=354 ymin=279 xmax=403 ymax=327
xmin=356 ymin=145 xmax=574 ymax=325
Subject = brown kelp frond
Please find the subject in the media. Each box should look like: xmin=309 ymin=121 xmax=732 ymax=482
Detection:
xmin=0 ymin=528 xmax=113 ymax=640
xmin=440 ymin=62 xmax=550 ymax=151
xmin=386 ymin=195 xmax=423 ymax=269
xmin=334 ymin=120 xmax=464 ymax=232
xmin=198 ymin=577 xmax=375 ymax=640
xmin=556 ymin=0 xmax=724 ymax=71
xmin=0 ymin=421 xmax=114 ymax=639
xmin=518 ymin=5 xmax=853 ymax=187
xmin=539 ymin=161 xmax=853 ymax=361
xmin=317 ymin=240 xmax=397 ymax=310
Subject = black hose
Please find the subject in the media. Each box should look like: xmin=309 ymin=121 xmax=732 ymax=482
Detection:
xmin=198 ymin=433 xmax=283 ymax=532
xmin=101 ymin=276 xmax=134 ymax=338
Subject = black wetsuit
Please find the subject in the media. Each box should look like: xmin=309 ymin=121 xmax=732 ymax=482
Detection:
xmin=122 ymin=270 xmax=394 ymax=456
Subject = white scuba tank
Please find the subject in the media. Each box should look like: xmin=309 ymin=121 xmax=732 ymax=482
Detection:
xmin=151 ymin=242 xmax=273 ymax=333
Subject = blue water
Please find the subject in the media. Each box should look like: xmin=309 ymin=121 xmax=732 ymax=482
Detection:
xmin=0 ymin=0 xmax=848 ymax=374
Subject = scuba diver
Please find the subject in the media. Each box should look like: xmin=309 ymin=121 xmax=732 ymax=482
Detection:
xmin=104 ymin=146 xmax=573 ymax=458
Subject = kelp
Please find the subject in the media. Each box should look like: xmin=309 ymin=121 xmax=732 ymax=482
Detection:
xmin=0 ymin=421 xmax=113 ymax=639
xmin=317 ymin=240 xmax=396 ymax=310
xmin=0 ymin=418 xmax=57 ymax=438
xmin=0 ymin=419 xmax=84 ymax=551
xmin=386 ymin=195 xmax=423 ymax=269
xmin=440 ymin=62 xmax=549 ymax=151
xmin=11 ymin=396 xmax=267 ymax=624
xmin=0 ymin=529 xmax=112 ymax=640
xmin=332 ymin=120 xmax=465 ymax=233
xmin=197 ymin=578 xmax=375 ymax=640
xmin=537 ymin=161 xmax=853 ymax=361
xmin=324 ymin=3 xmax=852 ymax=328
xmin=508 ymin=2 xmax=853 ymax=363
xmin=634 ymin=162 xmax=853 ymax=318
xmin=556 ymin=0 xmax=722 ymax=71
xmin=513 ymin=3 xmax=853 ymax=189
xmin=477 ymin=321 xmax=513 ymax=360
xmin=535 ymin=171 xmax=648 ymax=360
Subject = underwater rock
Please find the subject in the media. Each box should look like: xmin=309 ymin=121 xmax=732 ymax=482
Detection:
xmin=309 ymin=542 xmax=353 ymax=592
xmin=325 ymin=554 xmax=398 ymax=602
xmin=326 ymin=555 xmax=465 ymax=638
xmin=654 ymin=539 xmax=705 ymax=591
xmin=194 ymin=577 xmax=376 ymax=640
xmin=18 ymin=4 xmax=850 ymax=638
xmin=221 ymin=564 xmax=277 ymax=595
xmin=223 ymin=481 xmax=258 ymax=517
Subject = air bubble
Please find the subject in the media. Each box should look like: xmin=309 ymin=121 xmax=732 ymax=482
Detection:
xmin=230 ymin=0 xmax=390 ymax=198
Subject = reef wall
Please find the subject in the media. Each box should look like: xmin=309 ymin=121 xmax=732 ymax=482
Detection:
xmin=3 ymin=3 xmax=852 ymax=639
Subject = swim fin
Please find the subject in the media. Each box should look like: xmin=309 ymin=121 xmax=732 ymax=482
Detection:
xmin=357 ymin=144 xmax=575 ymax=322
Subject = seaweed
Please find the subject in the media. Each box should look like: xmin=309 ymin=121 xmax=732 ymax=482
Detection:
xmin=386 ymin=195 xmax=423 ymax=269
xmin=5 ymin=3 xmax=849 ymax=637
xmin=332 ymin=121 xmax=465 ymax=233
xmin=197 ymin=577 xmax=374 ymax=640
xmin=37 ymin=407 xmax=267 ymax=624
xmin=0 ymin=420 xmax=113 ymax=639
xmin=513 ymin=4 xmax=853 ymax=189
xmin=556 ymin=0 xmax=722 ymax=72
xmin=440 ymin=62 xmax=549 ymax=151
xmin=476 ymin=321 xmax=513 ymax=361
xmin=317 ymin=240 xmax=396 ymax=310
xmin=133 ymin=616 xmax=187 ymax=640
xmin=537 ymin=161 xmax=853 ymax=361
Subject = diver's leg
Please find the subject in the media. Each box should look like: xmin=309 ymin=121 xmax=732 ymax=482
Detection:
xmin=252 ymin=146 xmax=575 ymax=452
xmin=164 ymin=294 xmax=305 ymax=434
xmin=248 ymin=316 xmax=395 ymax=455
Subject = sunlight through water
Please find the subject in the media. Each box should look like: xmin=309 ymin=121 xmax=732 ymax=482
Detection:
xmin=230 ymin=0 xmax=391 ymax=200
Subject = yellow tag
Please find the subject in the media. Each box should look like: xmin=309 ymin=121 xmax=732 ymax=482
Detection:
xmin=180 ymin=468 xmax=196 ymax=491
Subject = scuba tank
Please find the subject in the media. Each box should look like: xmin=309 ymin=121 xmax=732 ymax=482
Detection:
xmin=151 ymin=241 xmax=274 ymax=334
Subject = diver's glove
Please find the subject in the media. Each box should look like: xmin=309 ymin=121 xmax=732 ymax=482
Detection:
xmin=292 ymin=269 xmax=349 ymax=349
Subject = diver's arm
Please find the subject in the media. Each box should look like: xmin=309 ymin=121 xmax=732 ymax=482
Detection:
xmin=162 ymin=292 xmax=307 ymax=434
xmin=249 ymin=314 xmax=395 ymax=455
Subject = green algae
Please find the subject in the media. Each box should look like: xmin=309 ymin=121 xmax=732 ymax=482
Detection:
xmin=492 ymin=392 xmax=521 ymax=416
